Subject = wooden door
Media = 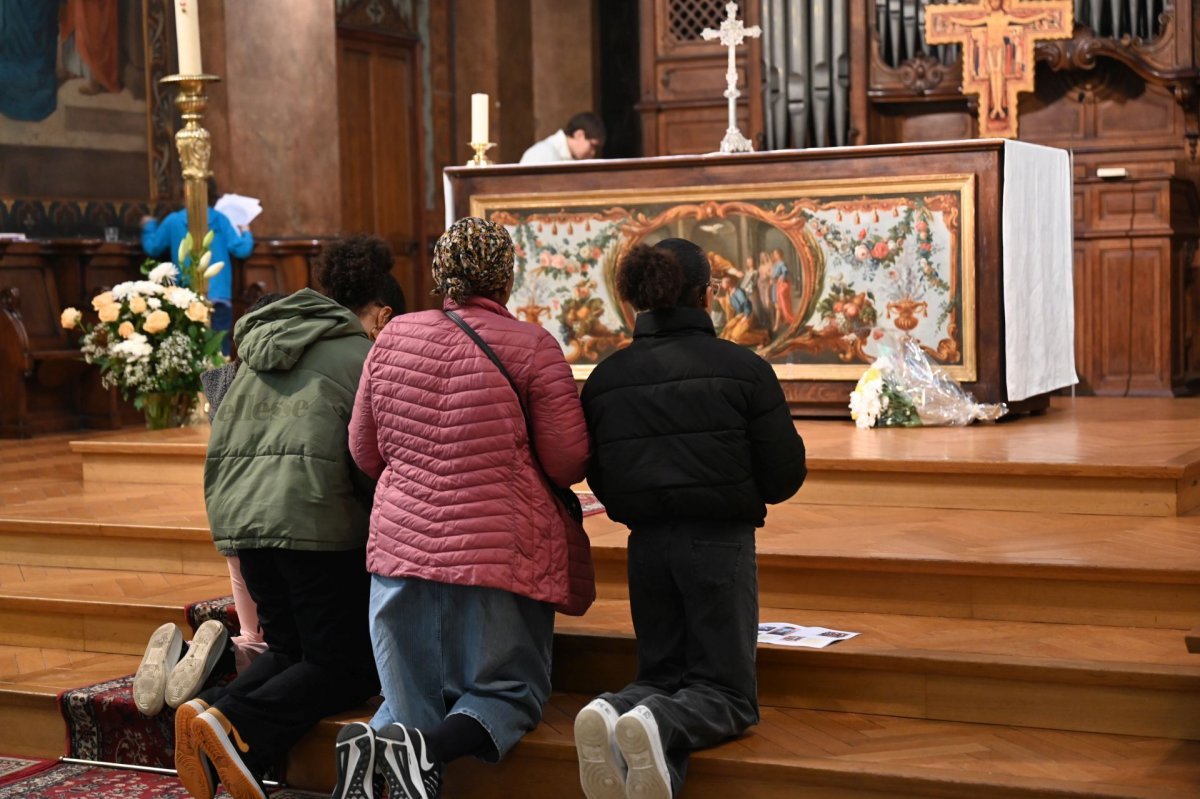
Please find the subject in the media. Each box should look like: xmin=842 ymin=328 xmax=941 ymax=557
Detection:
xmin=337 ymin=30 xmax=426 ymax=309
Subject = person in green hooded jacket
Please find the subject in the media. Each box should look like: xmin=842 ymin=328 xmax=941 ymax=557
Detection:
xmin=173 ymin=236 xmax=405 ymax=799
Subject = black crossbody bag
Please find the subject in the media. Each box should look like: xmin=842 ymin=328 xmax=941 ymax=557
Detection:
xmin=443 ymin=310 xmax=585 ymax=524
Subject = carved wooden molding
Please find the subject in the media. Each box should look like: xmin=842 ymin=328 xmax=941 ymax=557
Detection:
xmin=1036 ymin=24 xmax=1200 ymax=155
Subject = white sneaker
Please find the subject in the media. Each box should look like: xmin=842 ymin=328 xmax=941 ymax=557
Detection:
xmin=132 ymin=622 xmax=183 ymax=716
xmin=574 ymin=698 xmax=626 ymax=799
xmin=165 ymin=619 xmax=229 ymax=709
xmin=615 ymin=706 xmax=671 ymax=799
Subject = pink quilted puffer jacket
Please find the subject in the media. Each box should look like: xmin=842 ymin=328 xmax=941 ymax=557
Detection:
xmin=349 ymin=296 xmax=590 ymax=605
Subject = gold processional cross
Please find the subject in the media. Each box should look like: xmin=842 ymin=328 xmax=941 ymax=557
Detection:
xmin=925 ymin=0 xmax=1073 ymax=139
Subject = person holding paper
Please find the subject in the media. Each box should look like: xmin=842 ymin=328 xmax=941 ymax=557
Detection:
xmin=519 ymin=112 xmax=606 ymax=164
xmin=141 ymin=177 xmax=254 ymax=354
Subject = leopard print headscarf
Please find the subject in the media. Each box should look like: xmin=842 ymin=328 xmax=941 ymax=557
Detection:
xmin=431 ymin=217 xmax=514 ymax=303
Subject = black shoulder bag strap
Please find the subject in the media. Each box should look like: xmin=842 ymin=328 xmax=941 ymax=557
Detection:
xmin=444 ymin=309 xmax=584 ymax=523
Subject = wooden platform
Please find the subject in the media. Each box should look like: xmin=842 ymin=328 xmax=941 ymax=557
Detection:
xmin=3 ymin=398 xmax=1200 ymax=797
xmin=69 ymin=398 xmax=1200 ymax=516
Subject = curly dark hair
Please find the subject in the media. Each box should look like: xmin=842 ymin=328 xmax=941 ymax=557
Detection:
xmin=313 ymin=235 xmax=406 ymax=314
xmin=616 ymin=239 xmax=710 ymax=311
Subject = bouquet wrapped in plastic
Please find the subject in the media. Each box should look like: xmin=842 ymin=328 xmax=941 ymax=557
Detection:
xmin=848 ymin=334 xmax=1007 ymax=428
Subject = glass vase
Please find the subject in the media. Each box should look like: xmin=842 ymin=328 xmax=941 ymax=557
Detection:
xmin=141 ymin=391 xmax=197 ymax=430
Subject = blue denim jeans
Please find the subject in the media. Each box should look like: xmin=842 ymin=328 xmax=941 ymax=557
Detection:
xmin=368 ymin=575 xmax=555 ymax=762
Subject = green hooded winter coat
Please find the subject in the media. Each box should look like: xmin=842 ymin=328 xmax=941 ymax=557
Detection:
xmin=204 ymin=288 xmax=374 ymax=554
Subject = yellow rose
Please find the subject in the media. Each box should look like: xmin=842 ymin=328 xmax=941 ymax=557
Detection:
xmin=118 ymin=321 xmax=135 ymax=339
xmin=186 ymin=301 xmax=210 ymax=324
xmin=91 ymin=291 xmax=114 ymax=312
xmin=60 ymin=307 xmax=82 ymax=329
xmin=97 ymin=303 xmax=121 ymax=323
xmin=143 ymin=309 xmax=171 ymax=334
xmin=129 ymin=296 xmax=148 ymax=314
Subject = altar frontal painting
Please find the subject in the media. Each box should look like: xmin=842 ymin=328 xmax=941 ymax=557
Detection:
xmin=471 ymin=175 xmax=976 ymax=381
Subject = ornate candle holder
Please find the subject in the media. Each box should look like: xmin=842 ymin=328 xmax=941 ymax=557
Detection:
xmin=160 ymin=73 xmax=221 ymax=294
xmin=467 ymin=141 xmax=496 ymax=167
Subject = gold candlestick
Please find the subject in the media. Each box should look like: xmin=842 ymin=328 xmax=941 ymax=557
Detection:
xmin=467 ymin=141 xmax=496 ymax=167
xmin=160 ymin=73 xmax=221 ymax=295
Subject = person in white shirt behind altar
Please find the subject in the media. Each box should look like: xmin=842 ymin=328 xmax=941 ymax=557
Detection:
xmin=519 ymin=112 xmax=606 ymax=164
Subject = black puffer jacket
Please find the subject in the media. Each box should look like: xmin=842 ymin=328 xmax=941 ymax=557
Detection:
xmin=581 ymin=307 xmax=806 ymax=528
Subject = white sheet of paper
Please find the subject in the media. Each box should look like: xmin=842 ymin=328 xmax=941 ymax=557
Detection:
xmin=757 ymin=622 xmax=860 ymax=649
xmin=214 ymin=193 xmax=263 ymax=229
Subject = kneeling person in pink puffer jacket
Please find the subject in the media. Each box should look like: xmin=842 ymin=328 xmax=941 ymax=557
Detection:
xmin=334 ymin=217 xmax=590 ymax=799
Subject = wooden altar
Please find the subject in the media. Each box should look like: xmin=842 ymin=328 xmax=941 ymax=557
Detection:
xmin=445 ymin=138 xmax=1076 ymax=415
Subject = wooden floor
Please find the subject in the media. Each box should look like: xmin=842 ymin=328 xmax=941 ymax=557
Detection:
xmin=1 ymin=397 xmax=1200 ymax=797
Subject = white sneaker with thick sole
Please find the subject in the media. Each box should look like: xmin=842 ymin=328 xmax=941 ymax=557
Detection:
xmin=133 ymin=622 xmax=183 ymax=716
xmin=615 ymin=706 xmax=672 ymax=799
xmin=575 ymin=698 xmax=627 ymax=799
xmin=165 ymin=619 xmax=229 ymax=709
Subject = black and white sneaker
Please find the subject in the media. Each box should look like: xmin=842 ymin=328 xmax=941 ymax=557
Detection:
xmin=375 ymin=723 xmax=442 ymax=799
xmin=333 ymin=722 xmax=376 ymax=799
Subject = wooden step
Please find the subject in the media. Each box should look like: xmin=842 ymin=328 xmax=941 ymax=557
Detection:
xmin=6 ymin=639 xmax=1198 ymax=799
xmin=0 ymin=644 xmax=138 ymax=758
xmin=791 ymin=397 xmax=1200 ymax=518
xmin=65 ymin=398 xmax=1200 ymax=516
xmin=70 ymin=426 xmax=209 ymax=486
xmin=588 ymin=506 xmax=1200 ymax=629
xmin=0 ymin=565 xmax=230 ymax=655
xmin=0 ymin=483 xmax=223 ymax=576
xmin=553 ymin=600 xmax=1200 ymax=740
xmin=287 ymin=694 xmax=1200 ymax=799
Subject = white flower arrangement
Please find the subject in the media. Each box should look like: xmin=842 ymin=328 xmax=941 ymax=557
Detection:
xmin=62 ymin=257 xmax=226 ymax=427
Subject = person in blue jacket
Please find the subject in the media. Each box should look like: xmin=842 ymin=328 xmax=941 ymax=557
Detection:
xmin=142 ymin=177 xmax=254 ymax=354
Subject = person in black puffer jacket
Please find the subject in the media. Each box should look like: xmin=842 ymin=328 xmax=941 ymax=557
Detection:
xmin=574 ymin=238 xmax=806 ymax=799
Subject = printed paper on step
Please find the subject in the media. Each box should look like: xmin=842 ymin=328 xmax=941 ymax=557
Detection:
xmin=757 ymin=622 xmax=859 ymax=649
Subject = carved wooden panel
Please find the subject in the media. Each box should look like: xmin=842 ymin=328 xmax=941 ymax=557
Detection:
xmin=1093 ymin=239 xmax=1172 ymax=394
xmin=335 ymin=0 xmax=418 ymax=37
xmin=657 ymin=104 xmax=753 ymax=155
xmin=657 ymin=62 xmax=750 ymax=100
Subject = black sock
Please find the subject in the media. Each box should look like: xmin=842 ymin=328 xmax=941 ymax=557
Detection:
xmin=418 ymin=713 xmax=493 ymax=765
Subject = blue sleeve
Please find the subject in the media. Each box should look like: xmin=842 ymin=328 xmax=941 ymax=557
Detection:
xmin=141 ymin=217 xmax=170 ymax=258
xmin=214 ymin=212 xmax=254 ymax=258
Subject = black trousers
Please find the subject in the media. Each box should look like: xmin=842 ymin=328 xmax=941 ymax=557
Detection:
xmin=198 ymin=547 xmax=379 ymax=775
xmin=599 ymin=522 xmax=759 ymax=794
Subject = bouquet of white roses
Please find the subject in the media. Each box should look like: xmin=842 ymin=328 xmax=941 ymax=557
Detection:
xmin=849 ymin=334 xmax=1007 ymax=429
xmin=60 ymin=256 xmax=226 ymax=428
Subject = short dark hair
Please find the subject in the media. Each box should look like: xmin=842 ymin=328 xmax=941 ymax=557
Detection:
xmin=564 ymin=112 xmax=606 ymax=145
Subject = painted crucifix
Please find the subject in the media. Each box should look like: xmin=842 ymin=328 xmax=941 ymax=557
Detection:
xmin=926 ymin=0 xmax=1073 ymax=138
xmin=701 ymin=2 xmax=761 ymax=153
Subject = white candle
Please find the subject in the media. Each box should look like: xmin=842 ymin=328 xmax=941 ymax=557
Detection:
xmin=471 ymin=93 xmax=489 ymax=143
xmin=174 ymin=0 xmax=203 ymax=75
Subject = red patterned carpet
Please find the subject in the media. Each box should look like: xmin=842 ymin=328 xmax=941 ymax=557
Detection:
xmin=0 ymin=762 xmax=322 ymax=798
